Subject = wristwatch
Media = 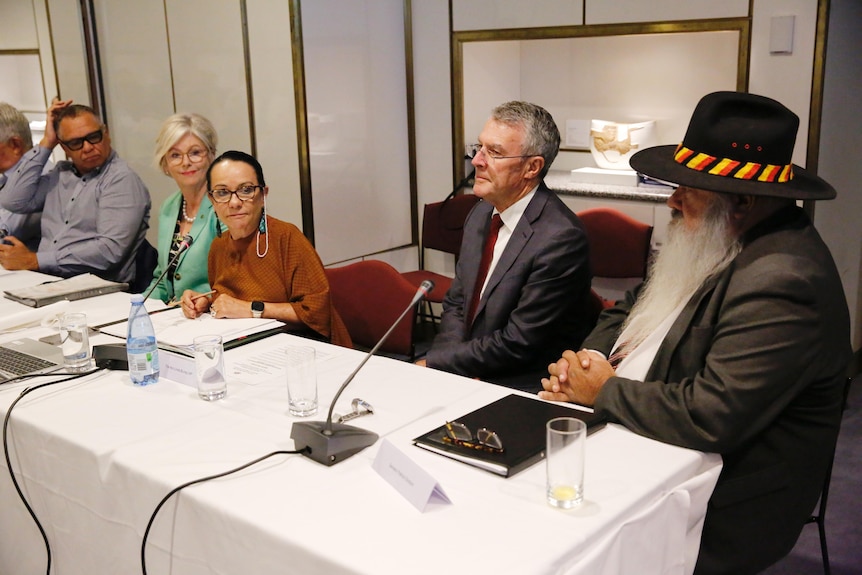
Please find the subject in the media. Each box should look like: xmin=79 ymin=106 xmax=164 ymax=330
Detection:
xmin=251 ymin=301 xmax=264 ymax=318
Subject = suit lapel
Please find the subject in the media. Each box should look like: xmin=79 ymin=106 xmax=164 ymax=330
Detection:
xmin=473 ymin=188 xmax=547 ymax=320
xmin=647 ymin=272 xmax=722 ymax=379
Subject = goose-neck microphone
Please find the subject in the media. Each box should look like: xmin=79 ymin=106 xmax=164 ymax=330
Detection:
xmin=291 ymin=280 xmax=434 ymax=466
xmin=141 ymin=234 xmax=193 ymax=300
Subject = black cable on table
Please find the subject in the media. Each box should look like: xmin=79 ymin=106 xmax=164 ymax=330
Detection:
xmin=141 ymin=447 xmax=309 ymax=575
xmin=2 ymin=368 xmax=103 ymax=575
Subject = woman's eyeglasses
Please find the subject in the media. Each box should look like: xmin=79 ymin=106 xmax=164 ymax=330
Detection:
xmin=208 ymin=185 xmax=263 ymax=203
xmin=443 ymin=421 xmax=504 ymax=453
xmin=60 ymin=128 xmax=104 ymax=151
xmin=167 ymin=148 xmax=209 ymax=166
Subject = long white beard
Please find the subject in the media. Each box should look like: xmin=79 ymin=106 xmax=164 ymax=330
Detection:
xmin=615 ymin=196 xmax=742 ymax=357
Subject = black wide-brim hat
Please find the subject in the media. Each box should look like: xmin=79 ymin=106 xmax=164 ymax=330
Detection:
xmin=629 ymin=91 xmax=835 ymax=200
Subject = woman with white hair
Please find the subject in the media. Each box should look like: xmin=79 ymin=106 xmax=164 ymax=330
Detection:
xmin=145 ymin=113 xmax=222 ymax=302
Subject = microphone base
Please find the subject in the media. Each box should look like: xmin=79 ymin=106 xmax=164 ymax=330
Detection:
xmin=93 ymin=343 xmax=129 ymax=370
xmin=291 ymin=421 xmax=379 ymax=466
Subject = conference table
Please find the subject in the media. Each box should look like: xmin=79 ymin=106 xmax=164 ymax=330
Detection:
xmin=0 ymin=268 xmax=722 ymax=575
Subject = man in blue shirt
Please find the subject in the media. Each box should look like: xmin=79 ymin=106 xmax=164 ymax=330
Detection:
xmin=0 ymin=98 xmax=150 ymax=283
xmin=0 ymin=102 xmax=42 ymax=250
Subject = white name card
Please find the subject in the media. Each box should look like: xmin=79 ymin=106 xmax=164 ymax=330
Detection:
xmin=160 ymin=349 xmax=196 ymax=387
xmin=372 ymin=439 xmax=451 ymax=512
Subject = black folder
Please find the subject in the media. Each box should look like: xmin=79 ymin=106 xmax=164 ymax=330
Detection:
xmin=413 ymin=394 xmax=606 ymax=477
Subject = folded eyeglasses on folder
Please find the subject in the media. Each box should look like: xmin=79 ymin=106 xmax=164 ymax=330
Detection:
xmin=442 ymin=421 xmax=504 ymax=454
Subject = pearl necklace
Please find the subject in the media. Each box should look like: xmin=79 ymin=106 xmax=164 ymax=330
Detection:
xmin=181 ymin=199 xmax=196 ymax=223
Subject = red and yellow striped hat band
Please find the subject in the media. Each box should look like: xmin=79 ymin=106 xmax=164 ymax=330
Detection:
xmin=673 ymin=144 xmax=794 ymax=183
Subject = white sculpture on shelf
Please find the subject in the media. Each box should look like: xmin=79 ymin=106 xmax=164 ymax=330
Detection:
xmin=589 ymin=119 xmax=657 ymax=170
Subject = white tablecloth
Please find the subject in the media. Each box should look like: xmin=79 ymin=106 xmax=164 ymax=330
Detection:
xmin=0 ymin=271 xmax=721 ymax=575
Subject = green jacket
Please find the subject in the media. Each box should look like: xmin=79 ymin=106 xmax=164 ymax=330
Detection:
xmin=145 ymin=191 xmax=222 ymax=302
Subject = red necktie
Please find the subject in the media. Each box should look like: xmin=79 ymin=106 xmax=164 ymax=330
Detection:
xmin=467 ymin=213 xmax=503 ymax=325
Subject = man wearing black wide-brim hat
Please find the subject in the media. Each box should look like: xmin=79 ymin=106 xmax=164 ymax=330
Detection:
xmin=540 ymin=91 xmax=851 ymax=574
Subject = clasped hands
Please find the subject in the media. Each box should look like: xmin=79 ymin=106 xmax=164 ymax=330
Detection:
xmin=538 ymin=349 xmax=616 ymax=406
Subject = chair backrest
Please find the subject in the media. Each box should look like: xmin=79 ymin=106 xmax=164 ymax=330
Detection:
xmin=130 ymin=239 xmax=159 ymax=294
xmin=325 ymin=260 xmax=418 ymax=358
xmin=577 ymin=207 xmax=653 ymax=279
xmin=421 ymin=194 xmax=481 ymax=256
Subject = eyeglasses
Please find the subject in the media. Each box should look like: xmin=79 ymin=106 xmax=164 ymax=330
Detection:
xmin=167 ymin=148 xmax=209 ymax=166
xmin=60 ymin=129 xmax=104 ymax=151
xmin=208 ymin=185 xmax=262 ymax=203
xmin=443 ymin=421 xmax=504 ymax=453
xmin=467 ymin=143 xmax=533 ymax=163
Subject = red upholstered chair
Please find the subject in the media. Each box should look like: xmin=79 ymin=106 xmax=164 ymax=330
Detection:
xmin=401 ymin=193 xmax=481 ymax=322
xmin=576 ymin=207 xmax=653 ymax=318
xmin=325 ymin=260 xmax=419 ymax=360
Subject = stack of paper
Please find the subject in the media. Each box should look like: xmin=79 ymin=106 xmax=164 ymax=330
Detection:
xmin=99 ymin=307 xmax=284 ymax=355
xmin=99 ymin=307 xmax=286 ymax=386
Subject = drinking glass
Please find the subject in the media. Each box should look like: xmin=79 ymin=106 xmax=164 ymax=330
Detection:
xmin=546 ymin=417 xmax=586 ymax=508
xmin=194 ymin=335 xmax=227 ymax=401
xmin=60 ymin=312 xmax=91 ymax=372
xmin=286 ymin=346 xmax=317 ymax=417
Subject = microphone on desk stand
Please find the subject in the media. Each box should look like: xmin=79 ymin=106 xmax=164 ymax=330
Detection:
xmin=141 ymin=234 xmax=194 ymax=301
xmin=291 ymin=279 xmax=435 ymax=466
xmin=94 ymin=235 xmax=194 ymax=370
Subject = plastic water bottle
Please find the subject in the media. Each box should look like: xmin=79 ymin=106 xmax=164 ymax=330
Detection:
xmin=127 ymin=294 xmax=159 ymax=385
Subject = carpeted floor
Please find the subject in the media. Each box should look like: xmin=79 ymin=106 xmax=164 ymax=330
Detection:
xmin=761 ymin=376 xmax=862 ymax=575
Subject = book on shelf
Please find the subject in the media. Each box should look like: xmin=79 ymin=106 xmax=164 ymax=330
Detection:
xmin=3 ymin=273 xmax=128 ymax=307
xmin=637 ymin=173 xmax=677 ymax=190
xmin=413 ymin=394 xmax=606 ymax=478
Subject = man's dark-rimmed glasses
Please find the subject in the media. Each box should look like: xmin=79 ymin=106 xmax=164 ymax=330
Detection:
xmin=60 ymin=128 xmax=104 ymax=151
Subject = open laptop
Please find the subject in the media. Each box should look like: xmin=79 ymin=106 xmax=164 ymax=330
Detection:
xmin=0 ymin=338 xmax=66 ymax=383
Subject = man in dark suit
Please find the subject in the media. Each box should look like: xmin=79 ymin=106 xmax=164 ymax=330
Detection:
xmin=540 ymin=91 xmax=851 ymax=574
xmin=420 ymin=101 xmax=592 ymax=391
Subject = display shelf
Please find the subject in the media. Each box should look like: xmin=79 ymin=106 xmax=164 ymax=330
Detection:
xmin=544 ymin=170 xmax=673 ymax=203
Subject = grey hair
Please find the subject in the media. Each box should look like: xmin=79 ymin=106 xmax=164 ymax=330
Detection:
xmin=490 ymin=101 xmax=560 ymax=178
xmin=154 ymin=113 xmax=218 ymax=171
xmin=0 ymin=102 xmax=34 ymax=151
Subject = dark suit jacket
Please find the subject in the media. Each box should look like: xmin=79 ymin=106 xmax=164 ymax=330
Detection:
xmin=585 ymin=206 xmax=851 ymax=575
xmin=426 ymin=184 xmax=592 ymax=391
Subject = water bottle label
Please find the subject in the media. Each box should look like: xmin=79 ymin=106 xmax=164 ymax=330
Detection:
xmin=130 ymin=352 xmax=157 ymax=374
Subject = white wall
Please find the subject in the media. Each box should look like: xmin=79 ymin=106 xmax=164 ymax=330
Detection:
xmin=300 ymin=0 xmax=413 ymax=264
xmin=410 ymin=0 xmax=457 ymax=277
xmin=815 ymin=0 xmax=862 ymax=350
xmin=749 ymin=0 xmax=820 ymax=166
xmin=586 ymin=0 xmax=747 ymax=23
xmin=453 ymin=0 xmax=583 ymax=30
xmin=45 ymin=0 xmax=88 ymax=104
xmin=246 ymin=0 xmax=303 ymax=234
